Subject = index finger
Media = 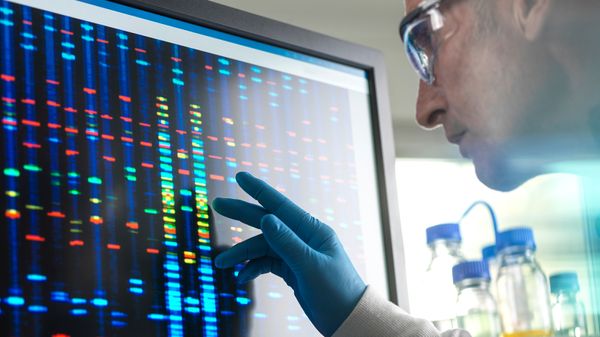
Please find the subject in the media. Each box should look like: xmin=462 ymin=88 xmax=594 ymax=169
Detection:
xmin=235 ymin=172 xmax=322 ymax=240
xmin=212 ymin=198 xmax=267 ymax=229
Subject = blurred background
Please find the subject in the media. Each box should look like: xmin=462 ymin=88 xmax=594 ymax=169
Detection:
xmin=209 ymin=0 xmax=595 ymax=331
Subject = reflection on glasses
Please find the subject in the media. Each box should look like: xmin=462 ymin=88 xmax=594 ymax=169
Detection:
xmin=400 ymin=0 xmax=454 ymax=85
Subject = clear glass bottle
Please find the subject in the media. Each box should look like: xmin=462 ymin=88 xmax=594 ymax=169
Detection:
xmin=423 ymin=223 xmax=465 ymax=331
xmin=550 ymin=272 xmax=588 ymax=337
xmin=496 ymin=228 xmax=553 ymax=337
xmin=482 ymin=244 xmax=499 ymax=299
xmin=453 ymin=260 xmax=501 ymax=337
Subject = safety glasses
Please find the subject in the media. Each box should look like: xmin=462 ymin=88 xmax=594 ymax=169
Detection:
xmin=400 ymin=0 xmax=454 ymax=85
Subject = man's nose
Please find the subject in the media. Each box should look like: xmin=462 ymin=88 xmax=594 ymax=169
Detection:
xmin=415 ymin=81 xmax=447 ymax=129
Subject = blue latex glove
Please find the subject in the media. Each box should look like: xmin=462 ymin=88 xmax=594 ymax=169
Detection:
xmin=212 ymin=172 xmax=367 ymax=337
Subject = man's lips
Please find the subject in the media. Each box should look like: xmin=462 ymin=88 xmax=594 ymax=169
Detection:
xmin=447 ymin=131 xmax=470 ymax=158
xmin=447 ymin=131 xmax=466 ymax=145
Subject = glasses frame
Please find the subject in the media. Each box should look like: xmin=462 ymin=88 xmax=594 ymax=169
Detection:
xmin=399 ymin=0 xmax=445 ymax=84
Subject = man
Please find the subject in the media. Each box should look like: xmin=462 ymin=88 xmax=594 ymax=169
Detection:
xmin=212 ymin=0 xmax=600 ymax=336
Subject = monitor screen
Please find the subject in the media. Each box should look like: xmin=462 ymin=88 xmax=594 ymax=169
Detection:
xmin=0 ymin=0 xmax=389 ymax=336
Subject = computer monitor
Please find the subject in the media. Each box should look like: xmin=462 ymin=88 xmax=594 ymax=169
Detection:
xmin=0 ymin=0 xmax=406 ymax=335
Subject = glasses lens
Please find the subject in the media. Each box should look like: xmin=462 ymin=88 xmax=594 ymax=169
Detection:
xmin=403 ymin=18 xmax=435 ymax=83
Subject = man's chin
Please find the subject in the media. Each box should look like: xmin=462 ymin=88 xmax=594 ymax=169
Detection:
xmin=472 ymin=156 xmax=536 ymax=192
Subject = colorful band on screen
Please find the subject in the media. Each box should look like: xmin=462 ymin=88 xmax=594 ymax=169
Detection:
xmin=1 ymin=1 xmax=364 ymax=336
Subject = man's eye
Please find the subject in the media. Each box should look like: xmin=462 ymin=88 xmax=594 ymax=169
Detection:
xmin=412 ymin=24 xmax=433 ymax=53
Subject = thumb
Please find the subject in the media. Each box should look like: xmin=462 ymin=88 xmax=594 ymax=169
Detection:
xmin=260 ymin=214 xmax=312 ymax=270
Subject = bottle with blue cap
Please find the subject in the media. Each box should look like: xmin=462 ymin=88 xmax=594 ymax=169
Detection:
xmin=453 ymin=260 xmax=501 ymax=337
xmin=495 ymin=227 xmax=553 ymax=337
xmin=482 ymin=244 xmax=499 ymax=299
xmin=550 ymin=272 xmax=588 ymax=337
xmin=422 ymin=223 xmax=465 ymax=331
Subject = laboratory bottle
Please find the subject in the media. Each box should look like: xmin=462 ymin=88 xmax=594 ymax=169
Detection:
xmin=423 ymin=223 xmax=465 ymax=331
xmin=496 ymin=227 xmax=553 ymax=337
xmin=550 ymin=272 xmax=588 ymax=337
xmin=453 ymin=260 xmax=501 ymax=337
xmin=482 ymin=244 xmax=499 ymax=299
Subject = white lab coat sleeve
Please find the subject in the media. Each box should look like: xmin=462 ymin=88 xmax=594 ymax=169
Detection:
xmin=332 ymin=286 xmax=471 ymax=337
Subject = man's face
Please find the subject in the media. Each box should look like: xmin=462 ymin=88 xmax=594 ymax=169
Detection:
xmin=404 ymin=0 xmax=567 ymax=191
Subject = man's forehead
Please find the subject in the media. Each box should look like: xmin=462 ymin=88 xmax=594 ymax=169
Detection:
xmin=404 ymin=0 xmax=422 ymax=15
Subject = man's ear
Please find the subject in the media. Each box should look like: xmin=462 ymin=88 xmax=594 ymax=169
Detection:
xmin=513 ymin=0 xmax=551 ymax=40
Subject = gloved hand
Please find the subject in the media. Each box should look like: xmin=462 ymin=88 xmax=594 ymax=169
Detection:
xmin=212 ymin=172 xmax=367 ymax=337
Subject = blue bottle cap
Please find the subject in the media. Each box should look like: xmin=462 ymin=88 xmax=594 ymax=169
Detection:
xmin=496 ymin=227 xmax=536 ymax=252
xmin=426 ymin=223 xmax=461 ymax=245
xmin=482 ymin=244 xmax=497 ymax=261
xmin=452 ymin=260 xmax=490 ymax=285
xmin=550 ymin=272 xmax=580 ymax=293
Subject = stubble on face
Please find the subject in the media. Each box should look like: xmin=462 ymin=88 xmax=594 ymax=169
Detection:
xmin=465 ymin=5 xmax=570 ymax=190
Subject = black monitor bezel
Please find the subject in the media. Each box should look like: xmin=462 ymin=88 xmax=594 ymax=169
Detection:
xmin=104 ymin=0 xmax=410 ymax=310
